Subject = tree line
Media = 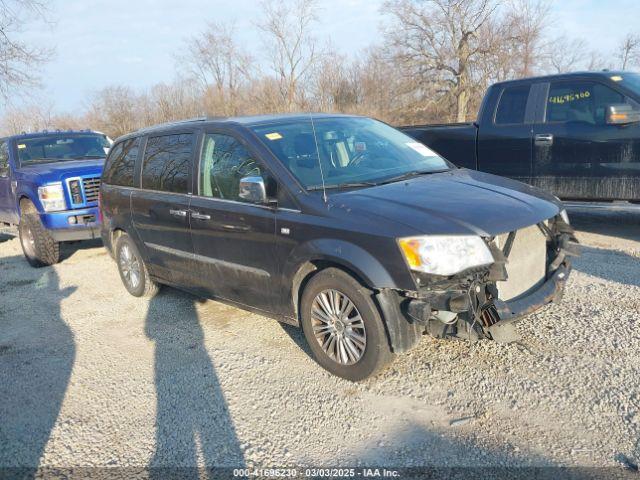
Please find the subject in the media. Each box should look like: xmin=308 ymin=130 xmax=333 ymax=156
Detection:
xmin=2 ymin=0 xmax=640 ymax=138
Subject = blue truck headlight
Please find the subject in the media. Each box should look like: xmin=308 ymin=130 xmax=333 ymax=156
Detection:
xmin=398 ymin=235 xmax=495 ymax=276
xmin=38 ymin=183 xmax=66 ymax=212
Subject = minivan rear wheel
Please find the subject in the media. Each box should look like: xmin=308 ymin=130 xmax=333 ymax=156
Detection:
xmin=300 ymin=268 xmax=395 ymax=381
xmin=115 ymin=233 xmax=159 ymax=298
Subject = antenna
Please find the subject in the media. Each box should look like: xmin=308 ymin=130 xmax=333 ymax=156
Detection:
xmin=308 ymin=113 xmax=328 ymax=203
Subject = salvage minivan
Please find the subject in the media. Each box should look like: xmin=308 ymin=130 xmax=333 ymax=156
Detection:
xmin=100 ymin=114 xmax=579 ymax=380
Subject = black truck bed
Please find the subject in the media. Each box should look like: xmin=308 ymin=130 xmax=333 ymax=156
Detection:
xmin=400 ymin=123 xmax=478 ymax=170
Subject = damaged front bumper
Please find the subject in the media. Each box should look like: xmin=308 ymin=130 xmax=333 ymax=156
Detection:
xmin=486 ymin=259 xmax=571 ymax=342
xmin=377 ymin=218 xmax=580 ymax=352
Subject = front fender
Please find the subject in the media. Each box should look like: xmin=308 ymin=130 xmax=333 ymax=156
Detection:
xmin=284 ymin=238 xmax=399 ymax=290
xmin=283 ymin=239 xmax=424 ymax=354
xmin=15 ymin=188 xmax=42 ymax=215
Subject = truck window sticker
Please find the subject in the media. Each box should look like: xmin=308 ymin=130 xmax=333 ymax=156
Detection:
xmin=265 ymin=132 xmax=283 ymax=141
xmin=548 ymin=90 xmax=591 ymax=105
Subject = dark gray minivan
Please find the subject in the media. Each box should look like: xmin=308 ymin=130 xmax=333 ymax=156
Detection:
xmin=100 ymin=114 xmax=578 ymax=380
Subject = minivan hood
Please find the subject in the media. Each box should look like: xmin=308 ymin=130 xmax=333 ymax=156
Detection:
xmin=17 ymin=159 xmax=104 ymax=182
xmin=330 ymin=168 xmax=561 ymax=237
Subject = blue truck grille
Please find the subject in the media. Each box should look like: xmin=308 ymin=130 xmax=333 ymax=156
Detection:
xmin=82 ymin=177 xmax=101 ymax=203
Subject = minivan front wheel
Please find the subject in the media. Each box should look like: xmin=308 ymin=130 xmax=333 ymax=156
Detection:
xmin=115 ymin=233 xmax=159 ymax=298
xmin=300 ymin=268 xmax=394 ymax=381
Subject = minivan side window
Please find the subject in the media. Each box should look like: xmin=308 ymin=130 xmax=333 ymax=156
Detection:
xmin=547 ymin=81 xmax=631 ymax=125
xmin=142 ymin=133 xmax=193 ymax=194
xmin=199 ymin=133 xmax=262 ymax=202
xmin=495 ymin=85 xmax=530 ymax=125
xmin=0 ymin=142 xmax=9 ymax=177
xmin=103 ymin=138 xmax=139 ymax=187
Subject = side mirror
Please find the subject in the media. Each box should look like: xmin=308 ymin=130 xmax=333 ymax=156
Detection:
xmin=239 ymin=176 xmax=268 ymax=204
xmin=606 ymin=104 xmax=640 ymax=125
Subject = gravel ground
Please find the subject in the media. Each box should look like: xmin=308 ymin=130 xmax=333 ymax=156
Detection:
xmin=0 ymin=207 xmax=639 ymax=477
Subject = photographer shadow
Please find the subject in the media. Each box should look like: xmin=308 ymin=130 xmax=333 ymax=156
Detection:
xmin=145 ymin=289 xmax=245 ymax=479
xmin=0 ymin=265 xmax=76 ymax=475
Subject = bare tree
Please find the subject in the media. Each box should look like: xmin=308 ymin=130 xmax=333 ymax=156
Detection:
xmin=2 ymin=0 xmax=622 ymax=133
xmin=0 ymin=100 xmax=52 ymax=134
xmin=545 ymin=36 xmax=588 ymax=74
xmin=617 ymin=33 xmax=640 ymax=70
xmin=182 ymin=22 xmax=254 ymax=116
xmin=85 ymin=86 xmax=141 ymax=139
xmin=586 ymin=50 xmax=611 ymax=71
xmin=502 ymin=0 xmax=550 ymax=78
xmin=145 ymin=79 xmax=203 ymax=124
xmin=0 ymin=0 xmax=52 ymax=99
xmin=310 ymin=53 xmax=358 ymax=112
xmin=258 ymin=0 xmax=323 ymax=111
xmin=0 ymin=97 xmax=86 ymax=135
xmin=384 ymin=0 xmax=500 ymax=122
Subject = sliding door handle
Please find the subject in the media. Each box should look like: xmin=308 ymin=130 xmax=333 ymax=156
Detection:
xmin=534 ymin=133 xmax=554 ymax=146
xmin=169 ymin=209 xmax=188 ymax=218
xmin=191 ymin=212 xmax=211 ymax=221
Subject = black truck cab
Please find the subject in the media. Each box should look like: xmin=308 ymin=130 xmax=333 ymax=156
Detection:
xmin=402 ymin=71 xmax=640 ymax=202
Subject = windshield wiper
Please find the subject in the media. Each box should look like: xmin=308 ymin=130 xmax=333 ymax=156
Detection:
xmin=308 ymin=181 xmax=378 ymax=191
xmin=378 ymin=169 xmax=449 ymax=185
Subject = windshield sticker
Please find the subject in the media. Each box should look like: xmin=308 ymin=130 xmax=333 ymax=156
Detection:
xmin=103 ymin=147 xmax=110 ymax=155
xmin=265 ymin=132 xmax=283 ymax=141
xmin=17 ymin=144 xmax=26 ymax=149
xmin=355 ymin=142 xmax=367 ymax=152
xmin=406 ymin=142 xmax=437 ymax=157
xmin=549 ymin=91 xmax=591 ymax=104
xmin=611 ymin=75 xmax=623 ymax=82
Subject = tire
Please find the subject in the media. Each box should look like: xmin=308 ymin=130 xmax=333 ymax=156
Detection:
xmin=300 ymin=268 xmax=395 ymax=381
xmin=18 ymin=202 xmax=60 ymax=268
xmin=115 ymin=233 xmax=159 ymax=298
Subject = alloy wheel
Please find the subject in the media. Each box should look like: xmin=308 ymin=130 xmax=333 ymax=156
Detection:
xmin=119 ymin=244 xmax=141 ymax=290
xmin=311 ymin=289 xmax=367 ymax=365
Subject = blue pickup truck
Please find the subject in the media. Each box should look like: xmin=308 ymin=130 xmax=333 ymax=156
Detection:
xmin=0 ymin=130 xmax=112 ymax=267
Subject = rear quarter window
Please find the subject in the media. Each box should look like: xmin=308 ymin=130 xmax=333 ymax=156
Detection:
xmin=103 ymin=138 xmax=139 ymax=187
xmin=141 ymin=133 xmax=194 ymax=194
xmin=495 ymin=85 xmax=531 ymax=125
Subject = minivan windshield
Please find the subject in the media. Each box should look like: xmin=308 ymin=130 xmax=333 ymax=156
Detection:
xmin=16 ymin=133 xmax=111 ymax=165
xmin=251 ymin=117 xmax=450 ymax=190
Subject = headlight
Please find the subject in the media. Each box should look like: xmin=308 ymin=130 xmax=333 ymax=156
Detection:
xmin=559 ymin=209 xmax=570 ymax=225
xmin=38 ymin=183 xmax=66 ymax=212
xmin=398 ymin=235 xmax=495 ymax=276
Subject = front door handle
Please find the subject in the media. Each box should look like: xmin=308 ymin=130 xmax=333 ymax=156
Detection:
xmin=534 ymin=133 xmax=554 ymax=146
xmin=169 ymin=209 xmax=188 ymax=218
xmin=191 ymin=212 xmax=211 ymax=221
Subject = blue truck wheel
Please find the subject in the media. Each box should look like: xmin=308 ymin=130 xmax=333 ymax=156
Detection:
xmin=18 ymin=201 xmax=60 ymax=267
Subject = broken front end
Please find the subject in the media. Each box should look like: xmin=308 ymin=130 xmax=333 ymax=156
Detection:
xmin=379 ymin=213 xmax=580 ymax=349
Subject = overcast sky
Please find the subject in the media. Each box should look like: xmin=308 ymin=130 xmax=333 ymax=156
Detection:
xmin=16 ymin=0 xmax=640 ymax=112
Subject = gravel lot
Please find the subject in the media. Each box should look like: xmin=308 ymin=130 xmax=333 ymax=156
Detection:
xmin=0 ymin=207 xmax=639 ymax=477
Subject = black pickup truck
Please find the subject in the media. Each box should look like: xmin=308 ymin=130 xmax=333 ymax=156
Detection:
xmin=401 ymin=71 xmax=640 ymax=202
